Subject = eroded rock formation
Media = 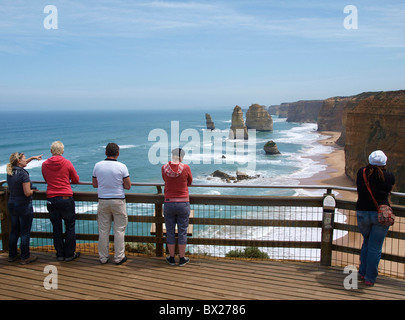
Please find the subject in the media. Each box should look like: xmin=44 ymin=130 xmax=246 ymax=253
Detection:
xmin=246 ymin=104 xmax=273 ymax=131
xmin=229 ymin=105 xmax=248 ymax=140
xmin=205 ymin=113 xmax=215 ymax=130
xmin=264 ymin=141 xmax=281 ymax=155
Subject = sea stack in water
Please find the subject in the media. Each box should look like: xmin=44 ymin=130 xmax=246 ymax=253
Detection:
xmin=246 ymin=104 xmax=273 ymax=131
xmin=264 ymin=140 xmax=281 ymax=155
xmin=229 ymin=105 xmax=248 ymax=140
xmin=205 ymin=113 xmax=215 ymax=130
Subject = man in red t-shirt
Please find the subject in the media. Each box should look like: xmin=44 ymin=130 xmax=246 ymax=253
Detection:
xmin=161 ymin=148 xmax=192 ymax=266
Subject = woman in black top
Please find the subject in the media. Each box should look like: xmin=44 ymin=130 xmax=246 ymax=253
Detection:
xmin=356 ymin=150 xmax=395 ymax=286
xmin=6 ymin=152 xmax=42 ymax=264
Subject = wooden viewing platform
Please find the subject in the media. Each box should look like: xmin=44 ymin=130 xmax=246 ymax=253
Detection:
xmin=1 ymin=251 xmax=405 ymax=300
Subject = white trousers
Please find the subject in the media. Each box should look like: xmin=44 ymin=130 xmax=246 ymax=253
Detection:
xmin=97 ymin=199 xmax=128 ymax=263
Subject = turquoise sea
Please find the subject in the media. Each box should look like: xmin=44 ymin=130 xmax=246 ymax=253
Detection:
xmin=0 ymin=108 xmax=333 ymax=196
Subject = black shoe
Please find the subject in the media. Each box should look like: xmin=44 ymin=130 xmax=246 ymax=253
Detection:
xmin=115 ymin=256 xmax=127 ymax=265
xmin=19 ymin=255 xmax=38 ymax=265
xmin=179 ymin=257 xmax=190 ymax=267
xmin=166 ymin=256 xmax=176 ymax=266
xmin=8 ymin=253 xmax=20 ymax=262
xmin=65 ymin=252 xmax=80 ymax=262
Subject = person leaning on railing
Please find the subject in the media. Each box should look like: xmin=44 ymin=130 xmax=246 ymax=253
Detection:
xmin=355 ymin=150 xmax=395 ymax=286
xmin=6 ymin=151 xmax=42 ymax=264
xmin=161 ymin=148 xmax=193 ymax=267
xmin=92 ymin=142 xmax=131 ymax=265
xmin=42 ymin=141 xmax=81 ymax=262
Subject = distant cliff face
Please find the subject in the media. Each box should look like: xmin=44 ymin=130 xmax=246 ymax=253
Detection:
xmin=317 ymin=97 xmax=351 ymax=132
xmin=246 ymin=104 xmax=273 ymax=131
xmin=268 ymin=100 xmax=322 ymax=122
xmin=286 ymin=100 xmax=323 ymax=123
xmin=268 ymin=103 xmax=289 ymax=118
xmin=343 ymin=90 xmax=405 ymax=192
xmin=229 ymin=105 xmax=248 ymax=140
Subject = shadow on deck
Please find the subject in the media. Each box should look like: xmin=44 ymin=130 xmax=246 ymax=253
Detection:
xmin=1 ymin=251 xmax=405 ymax=301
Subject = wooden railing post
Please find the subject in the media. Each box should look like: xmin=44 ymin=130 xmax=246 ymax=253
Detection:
xmin=0 ymin=184 xmax=10 ymax=252
xmin=320 ymin=190 xmax=336 ymax=266
xmin=155 ymin=185 xmax=164 ymax=257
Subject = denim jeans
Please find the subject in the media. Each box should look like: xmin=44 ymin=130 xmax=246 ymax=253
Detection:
xmin=164 ymin=202 xmax=190 ymax=245
xmin=356 ymin=210 xmax=389 ymax=283
xmin=8 ymin=200 xmax=34 ymax=260
xmin=47 ymin=196 xmax=76 ymax=259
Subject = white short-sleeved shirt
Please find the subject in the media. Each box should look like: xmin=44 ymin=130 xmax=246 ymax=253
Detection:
xmin=92 ymin=159 xmax=130 ymax=199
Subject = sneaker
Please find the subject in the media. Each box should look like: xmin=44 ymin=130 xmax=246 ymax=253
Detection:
xmin=179 ymin=257 xmax=190 ymax=267
xmin=56 ymin=256 xmax=65 ymax=261
xmin=115 ymin=256 xmax=127 ymax=265
xmin=364 ymin=281 xmax=374 ymax=286
xmin=8 ymin=254 xmax=20 ymax=262
xmin=166 ymin=256 xmax=176 ymax=266
xmin=19 ymin=255 xmax=38 ymax=265
xmin=65 ymin=252 xmax=80 ymax=262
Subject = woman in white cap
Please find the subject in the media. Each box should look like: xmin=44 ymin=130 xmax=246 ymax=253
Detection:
xmin=355 ymin=150 xmax=395 ymax=286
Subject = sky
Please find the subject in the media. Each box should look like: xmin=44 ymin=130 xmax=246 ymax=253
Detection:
xmin=0 ymin=0 xmax=404 ymax=111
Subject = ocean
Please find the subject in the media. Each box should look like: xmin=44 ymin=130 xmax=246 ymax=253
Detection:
xmin=0 ymin=108 xmax=334 ymax=194
xmin=0 ymin=109 xmax=341 ymax=259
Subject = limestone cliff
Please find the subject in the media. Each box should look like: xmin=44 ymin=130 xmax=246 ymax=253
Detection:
xmin=246 ymin=104 xmax=273 ymax=131
xmin=342 ymin=90 xmax=405 ymax=192
xmin=268 ymin=103 xmax=288 ymax=118
xmin=269 ymin=100 xmax=323 ymax=122
xmin=286 ymin=100 xmax=323 ymax=123
xmin=317 ymin=96 xmax=351 ymax=132
xmin=229 ymin=105 xmax=248 ymax=140
xmin=205 ymin=113 xmax=215 ymax=130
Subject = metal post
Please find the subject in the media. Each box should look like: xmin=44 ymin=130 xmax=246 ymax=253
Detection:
xmin=155 ymin=185 xmax=164 ymax=257
xmin=320 ymin=191 xmax=336 ymax=266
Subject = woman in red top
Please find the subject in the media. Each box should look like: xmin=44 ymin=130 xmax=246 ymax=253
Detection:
xmin=162 ymin=148 xmax=192 ymax=266
xmin=42 ymin=141 xmax=80 ymax=262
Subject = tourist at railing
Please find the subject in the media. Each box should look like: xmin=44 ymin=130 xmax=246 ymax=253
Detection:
xmin=162 ymin=148 xmax=193 ymax=266
xmin=92 ymin=143 xmax=131 ymax=265
xmin=6 ymin=152 xmax=42 ymax=264
xmin=356 ymin=150 xmax=396 ymax=286
xmin=42 ymin=141 xmax=81 ymax=262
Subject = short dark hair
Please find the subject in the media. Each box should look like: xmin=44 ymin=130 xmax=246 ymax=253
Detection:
xmin=105 ymin=143 xmax=119 ymax=157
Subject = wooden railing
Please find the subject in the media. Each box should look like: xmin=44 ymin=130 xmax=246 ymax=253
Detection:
xmin=1 ymin=181 xmax=405 ymax=278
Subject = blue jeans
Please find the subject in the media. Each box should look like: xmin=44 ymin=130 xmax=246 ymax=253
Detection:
xmin=8 ymin=200 xmax=34 ymax=260
xmin=356 ymin=210 xmax=389 ymax=283
xmin=164 ymin=202 xmax=190 ymax=245
xmin=47 ymin=197 xmax=76 ymax=259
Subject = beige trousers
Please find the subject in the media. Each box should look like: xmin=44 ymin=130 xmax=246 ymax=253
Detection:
xmin=97 ymin=199 xmax=128 ymax=264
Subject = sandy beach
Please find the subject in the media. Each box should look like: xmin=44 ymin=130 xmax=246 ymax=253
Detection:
xmin=299 ymin=131 xmax=357 ymax=201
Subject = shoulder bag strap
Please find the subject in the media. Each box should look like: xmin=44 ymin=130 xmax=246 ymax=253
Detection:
xmin=363 ymin=168 xmax=379 ymax=210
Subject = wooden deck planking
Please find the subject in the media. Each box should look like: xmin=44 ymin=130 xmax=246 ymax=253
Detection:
xmin=1 ymin=252 xmax=405 ymax=300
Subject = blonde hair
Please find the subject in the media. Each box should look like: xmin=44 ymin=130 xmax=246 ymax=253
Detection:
xmin=51 ymin=141 xmax=64 ymax=155
xmin=6 ymin=152 xmax=24 ymax=176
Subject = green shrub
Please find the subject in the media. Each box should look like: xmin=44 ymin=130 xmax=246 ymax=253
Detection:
xmin=226 ymin=247 xmax=269 ymax=259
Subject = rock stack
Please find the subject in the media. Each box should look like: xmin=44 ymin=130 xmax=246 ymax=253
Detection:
xmin=264 ymin=141 xmax=281 ymax=155
xmin=246 ymin=104 xmax=273 ymax=131
xmin=229 ymin=105 xmax=248 ymax=140
xmin=205 ymin=113 xmax=215 ymax=130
